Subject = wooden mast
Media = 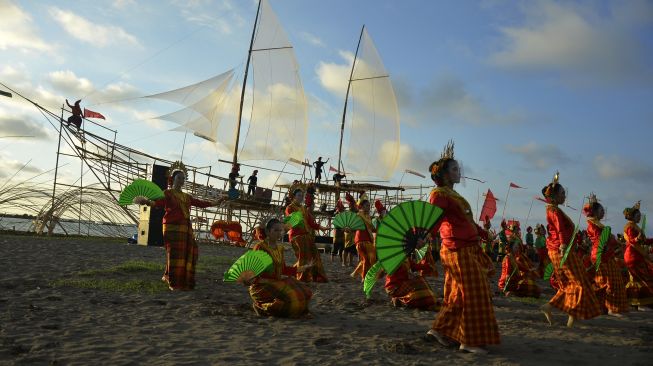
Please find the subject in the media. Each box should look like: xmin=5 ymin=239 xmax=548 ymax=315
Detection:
xmin=232 ymin=0 xmax=262 ymax=165
xmin=337 ymin=25 xmax=365 ymax=175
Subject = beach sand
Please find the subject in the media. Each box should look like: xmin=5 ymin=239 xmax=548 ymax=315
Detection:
xmin=1 ymin=234 xmax=652 ymax=365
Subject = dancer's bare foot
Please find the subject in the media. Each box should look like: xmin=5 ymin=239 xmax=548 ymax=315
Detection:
xmin=566 ymin=315 xmax=575 ymax=328
xmin=638 ymin=306 xmax=652 ymax=312
xmin=541 ymin=304 xmax=553 ymax=325
xmin=607 ymin=311 xmax=623 ymax=318
xmin=426 ymin=329 xmax=455 ymax=347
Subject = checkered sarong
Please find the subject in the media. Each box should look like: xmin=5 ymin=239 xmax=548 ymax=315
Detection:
xmin=432 ymin=245 xmax=500 ymax=346
xmin=386 ymin=277 xmax=438 ymax=310
xmin=162 ymin=223 xmax=198 ymax=290
xmin=547 ymin=249 xmax=601 ymax=319
xmin=290 ymin=234 xmax=328 ymax=282
xmin=352 ymin=241 xmax=377 ymax=280
xmin=249 ymin=277 xmax=312 ymax=318
xmin=625 ymin=260 xmax=653 ymax=306
xmin=594 ymin=258 xmax=629 ymax=313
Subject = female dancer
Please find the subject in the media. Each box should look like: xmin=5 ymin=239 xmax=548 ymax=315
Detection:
xmin=139 ymin=163 xmax=223 ymax=291
xmin=241 ymin=218 xmax=313 ymax=317
xmin=584 ymin=194 xmax=628 ymax=316
xmin=351 ymin=199 xmax=377 ymax=281
xmin=540 ymin=172 xmax=601 ymax=327
xmin=384 ymin=257 xmax=439 ymax=311
xmin=498 ymin=241 xmax=541 ymax=298
xmin=622 ymin=201 xmax=653 ymax=310
xmin=285 ymin=187 xmax=328 ymax=282
xmin=425 ymin=141 xmax=500 ymax=354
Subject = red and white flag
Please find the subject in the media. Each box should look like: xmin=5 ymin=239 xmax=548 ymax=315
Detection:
xmin=509 ymin=182 xmax=524 ymax=189
xmin=84 ymin=108 xmax=105 ymax=120
xmin=329 ymin=165 xmax=339 ymax=173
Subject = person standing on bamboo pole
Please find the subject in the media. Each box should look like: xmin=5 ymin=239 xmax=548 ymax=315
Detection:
xmin=540 ymin=172 xmax=601 ymax=327
xmin=425 ymin=141 xmax=500 ymax=355
xmin=137 ymin=162 xmax=224 ymax=291
xmin=622 ymin=201 xmax=653 ymax=310
xmin=584 ymin=193 xmax=629 ymax=316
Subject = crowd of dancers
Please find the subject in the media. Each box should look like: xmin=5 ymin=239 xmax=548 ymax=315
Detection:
xmin=141 ymin=142 xmax=652 ymax=355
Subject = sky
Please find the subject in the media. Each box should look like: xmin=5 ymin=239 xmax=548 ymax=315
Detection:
xmin=1 ymin=0 xmax=652 ymax=234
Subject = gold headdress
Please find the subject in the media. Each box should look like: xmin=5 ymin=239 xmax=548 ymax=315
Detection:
xmin=167 ymin=160 xmax=188 ymax=178
xmin=543 ymin=171 xmax=560 ymax=199
xmin=287 ymin=181 xmax=306 ymax=196
xmin=588 ymin=192 xmax=598 ymax=205
xmin=623 ymin=201 xmax=641 ymax=218
xmin=429 ymin=140 xmax=455 ymax=176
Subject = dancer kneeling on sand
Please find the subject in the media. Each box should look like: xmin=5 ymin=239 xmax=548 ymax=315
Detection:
xmin=425 ymin=141 xmax=500 ymax=354
xmin=240 ymin=218 xmax=314 ymax=318
xmin=384 ymin=256 xmax=440 ymax=311
xmin=498 ymin=240 xmax=541 ymax=298
xmin=540 ymin=172 xmax=601 ymax=327
xmin=584 ymin=194 xmax=629 ymax=316
xmin=137 ymin=162 xmax=225 ymax=291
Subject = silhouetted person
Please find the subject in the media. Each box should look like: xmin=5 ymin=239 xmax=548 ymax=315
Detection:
xmin=247 ymin=170 xmax=258 ymax=196
xmin=313 ymin=157 xmax=328 ymax=183
xmin=65 ymin=99 xmax=82 ymax=129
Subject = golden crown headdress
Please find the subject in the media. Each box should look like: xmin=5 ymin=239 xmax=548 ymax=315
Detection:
xmin=588 ymin=192 xmax=598 ymax=205
xmin=430 ymin=140 xmax=455 ymax=176
xmin=623 ymin=200 xmax=641 ymax=218
xmin=167 ymin=160 xmax=188 ymax=177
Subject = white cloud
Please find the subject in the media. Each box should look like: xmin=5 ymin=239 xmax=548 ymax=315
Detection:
xmin=0 ymin=110 xmax=52 ymax=140
xmin=594 ymin=154 xmax=653 ymax=182
xmin=490 ymin=0 xmax=653 ymax=84
xmin=299 ymin=31 xmax=325 ymax=47
xmin=171 ymin=0 xmax=245 ymax=35
xmin=397 ymin=75 xmax=525 ymax=126
xmin=316 ymin=51 xmax=355 ymax=97
xmin=47 ymin=70 xmax=94 ymax=97
xmin=0 ymin=1 xmax=53 ymax=53
xmin=112 ymin=0 xmax=136 ymax=9
xmin=48 ymin=7 xmax=141 ymax=48
xmin=0 ymin=153 xmax=42 ymax=179
xmin=506 ymin=142 xmax=571 ymax=170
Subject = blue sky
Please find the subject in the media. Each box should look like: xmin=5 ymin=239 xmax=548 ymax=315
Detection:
xmin=1 ymin=0 xmax=652 ymax=233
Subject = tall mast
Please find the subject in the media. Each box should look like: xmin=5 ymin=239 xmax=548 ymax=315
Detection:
xmin=233 ymin=0 xmax=262 ymax=164
xmin=337 ymin=25 xmax=365 ymax=174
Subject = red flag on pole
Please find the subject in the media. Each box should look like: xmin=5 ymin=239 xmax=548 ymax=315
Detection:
xmin=509 ymin=182 xmax=523 ymax=189
xmin=83 ymin=108 xmax=105 ymax=120
xmin=479 ymin=189 xmax=498 ymax=222
xmin=329 ymin=165 xmax=338 ymax=173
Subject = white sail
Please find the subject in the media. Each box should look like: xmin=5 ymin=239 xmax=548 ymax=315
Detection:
xmin=237 ymin=0 xmax=308 ymax=162
xmin=147 ymin=69 xmax=234 ymax=143
xmin=344 ymin=28 xmax=400 ymax=179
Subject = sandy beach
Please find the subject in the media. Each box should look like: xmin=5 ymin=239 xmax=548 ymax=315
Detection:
xmin=1 ymin=234 xmax=652 ymax=366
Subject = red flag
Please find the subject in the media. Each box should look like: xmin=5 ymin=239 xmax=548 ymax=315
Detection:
xmin=329 ymin=165 xmax=338 ymax=173
xmin=534 ymin=196 xmax=548 ymax=203
xmin=84 ymin=108 xmax=105 ymax=120
xmin=479 ymin=189 xmax=497 ymax=222
xmin=509 ymin=182 xmax=523 ymax=189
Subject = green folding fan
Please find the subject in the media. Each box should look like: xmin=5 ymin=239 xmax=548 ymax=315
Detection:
xmin=118 ymin=179 xmax=165 ymax=206
xmin=283 ymin=211 xmax=305 ymax=228
xmin=223 ymin=250 xmax=274 ymax=282
xmin=375 ymin=200 xmax=443 ymax=275
xmin=594 ymin=226 xmax=612 ymax=270
xmin=543 ymin=262 xmax=554 ymax=281
xmin=363 ymin=261 xmax=384 ymax=299
xmin=559 ymin=225 xmax=579 ymax=267
xmin=333 ymin=211 xmax=366 ymax=231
